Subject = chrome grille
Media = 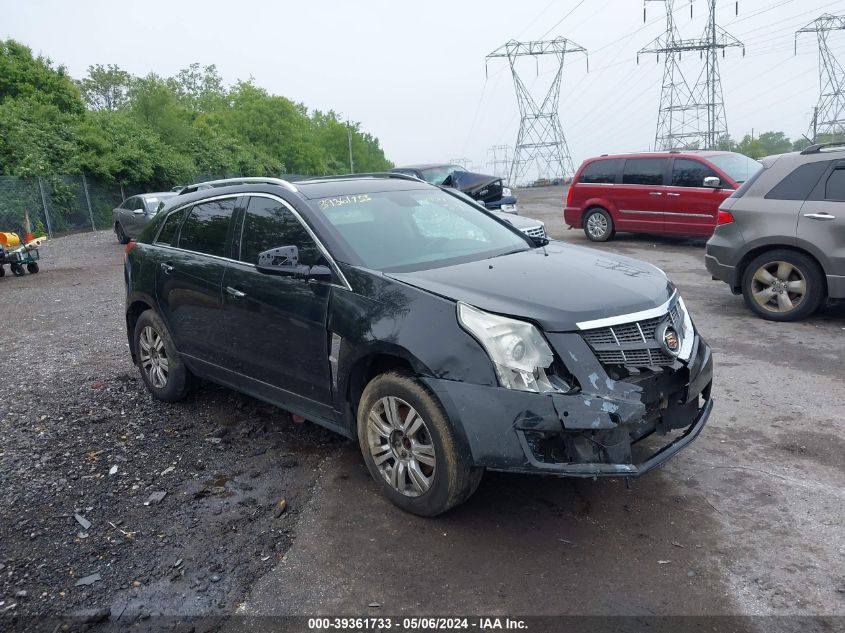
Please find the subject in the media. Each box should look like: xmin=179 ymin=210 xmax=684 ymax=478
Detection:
xmin=523 ymin=225 xmax=546 ymax=238
xmin=580 ymin=302 xmax=684 ymax=368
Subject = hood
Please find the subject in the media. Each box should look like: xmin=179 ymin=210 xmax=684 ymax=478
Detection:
xmin=387 ymin=241 xmax=674 ymax=332
xmin=491 ymin=211 xmax=541 ymax=230
xmin=448 ymin=171 xmax=503 ymax=201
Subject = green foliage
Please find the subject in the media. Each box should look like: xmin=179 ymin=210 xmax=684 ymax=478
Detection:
xmin=77 ymin=64 xmax=132 ymax=111
xmin=0 ymin=38 xmax=392 ymax=192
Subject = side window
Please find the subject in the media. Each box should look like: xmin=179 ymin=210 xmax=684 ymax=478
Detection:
xmin=671 ymin=159 xmax=717 ymax=187
xmin=240 ymin=197 xmax=321 ymax=266
xmin=156 ymin=209 xmax=185 ymax=245
xmin=579 ymin=159 xmax=620 ymax=184
xmin=178 ymin=198 xmax=236 ymax=257
xmin=122 ymin=197 xmax=137 ymax=210
xmin=622 ymin=158 xmax=665 ymax=185
xmin=824 ymin=168 xmax=845 ymax=201
xmin=765 ymin=161 xmax=830 ymax=201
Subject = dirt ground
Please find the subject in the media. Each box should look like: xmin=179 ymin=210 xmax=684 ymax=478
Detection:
xmin=1 ymin=187 xmax=843 ymax=631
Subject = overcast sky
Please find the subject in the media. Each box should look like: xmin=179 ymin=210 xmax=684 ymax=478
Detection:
xmin=2 ymin=0 xmax=843 ymax=178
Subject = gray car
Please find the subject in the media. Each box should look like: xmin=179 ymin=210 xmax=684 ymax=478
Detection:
xmin=705 ymin=142 xmax=845 ymax=321
xmin=113 ymin=192 xmax=176 ymax=244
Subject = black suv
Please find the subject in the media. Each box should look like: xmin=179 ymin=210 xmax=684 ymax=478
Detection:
xmin=125 ymin=174 xmax=713 ymax=516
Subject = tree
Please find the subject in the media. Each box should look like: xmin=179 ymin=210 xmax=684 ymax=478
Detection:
xmin=0 ymin=39 xmax=83 ymax=114
xmin=78 ymin=64 xmax=132 ymax=111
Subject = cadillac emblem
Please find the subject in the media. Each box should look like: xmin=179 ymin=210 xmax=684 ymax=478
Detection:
xmin=656 ymin=321 xmax=681 ymax=357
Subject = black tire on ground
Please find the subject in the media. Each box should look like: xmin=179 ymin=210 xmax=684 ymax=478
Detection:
xmin=115 ymin=222 xmax=129 ymax=245
xmin=742 ymin=249 xmax=824 ymax=322
xmin=0 ymin=266 xmax=5 ymax=277
xmin=27 ymin=262 xmax=39 ymax=274
xmin=357 ymin=370 xmax=483 ymax=517
xmin=583 ymin=207 xmax=615 ymax=242
xmin=133 ymin=310 xmax=191 ymax=402
xmin=11 ymin=264 xmax=24 ymax=276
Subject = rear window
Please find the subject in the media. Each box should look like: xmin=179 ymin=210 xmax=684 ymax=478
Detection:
xmin=622 ymin=158 xmax=665 ymax=185
xmin=579 ymin=159 xmax=620 ymax=184
xmin=156 ymin=209 xmax=184 ymax=245
xmin=178 ymin=199 xmax=236 ymax=257
xmin=765 ymin=161 xmax=830 ymax=201
xmin=825 ymin=168 xmax=845 ymax=200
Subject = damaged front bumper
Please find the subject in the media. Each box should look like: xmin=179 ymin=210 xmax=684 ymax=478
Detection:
xmin=422 ymin=333 xmax=713 ymax=477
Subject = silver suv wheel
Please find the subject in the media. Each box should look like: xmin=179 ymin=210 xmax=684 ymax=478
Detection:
xmin=750 ymin=260 xmax=806 ymax=314
xmin=138 ymin=325 xmax=169 ymax=388
xmin=366 ymin=396 xmax=436 ymax=497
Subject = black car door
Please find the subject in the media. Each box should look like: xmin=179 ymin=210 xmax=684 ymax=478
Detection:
xmin=156 ymin=196 xmax=239 ymax=367
xmin=221 ymin=194 xmax=334 ymax=418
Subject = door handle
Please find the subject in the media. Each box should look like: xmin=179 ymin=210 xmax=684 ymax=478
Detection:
xmin=666 ymin=192 xmax=681 ymax=197
xmin=226 ymin=286 xmax=246 ymax=299
xmin=160 ymin=263 xmax=174 ymax=274
xmin=649 ymin=191 xmax=663 ymax=196
xmin=803 ymin=213 xmax=836 ymax=220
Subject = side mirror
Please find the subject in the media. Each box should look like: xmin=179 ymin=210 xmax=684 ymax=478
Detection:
xmin=133 ymin=208 xmax=145 ymax=215
xmin=257 ymin=245 xmax=308 ymax=276
xmin=703 ymin=176 xmax=721 ymax=188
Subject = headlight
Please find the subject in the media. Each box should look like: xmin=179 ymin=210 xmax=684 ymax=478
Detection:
xmin=502 ymin=187 xmax=512 ymax=197
xmin=457 ymin=302 xmax=558 ymax=393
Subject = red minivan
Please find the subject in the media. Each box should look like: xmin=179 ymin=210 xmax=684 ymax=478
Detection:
xmin=564 ymin=150 xmax=760 ymax=241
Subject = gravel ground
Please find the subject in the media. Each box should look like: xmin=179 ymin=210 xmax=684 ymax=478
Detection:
xmin=0 ymin=231 xmax=345 ymax=625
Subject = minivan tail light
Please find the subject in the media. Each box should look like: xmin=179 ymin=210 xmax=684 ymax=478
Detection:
xmin=717 ymin=210 xmax=734 ymax=225
xmin=125 ymin=240 xmax=137 ymax=254
xmin=565 ymin=184 xmax=574 ymax=206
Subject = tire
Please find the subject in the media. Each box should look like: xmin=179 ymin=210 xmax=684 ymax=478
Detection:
xmin=357 ymin=370 xmax=483 ymax=517
xmin=27 ymin=262 xmax=39 ymax=274
xmin=11 ymin=264 xmax=24 ymax=276
xmin=742 ymin=250 xmax=824 ymax=321
xmin=0 ymin=266 xmax=5 ymax=277
xmin=115 ymin=222 xmax=129 ymax=245
xmin=583 ymin=207 xmax=615 ymax=242
xmin=133 ymin=310 xmax=190 ymax=402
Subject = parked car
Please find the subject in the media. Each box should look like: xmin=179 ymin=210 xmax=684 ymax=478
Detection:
xmin=113 ymin=192 xmax=176 ymax=244
xmin=124 ymin=174 xmax=713 ymax=516
xmin=445 ymin=187 xmax=546 ymax=240
xmin=391 ymin=164 xmax=518 ymax=213
xmin=706 ymin=142 xmax=845 ymax=321
xmin=564 ymin=150 xmax=761 ymax=242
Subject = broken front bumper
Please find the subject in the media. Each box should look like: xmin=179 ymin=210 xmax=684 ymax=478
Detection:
xmin=422 ymin=333 xmax=713 ymax=477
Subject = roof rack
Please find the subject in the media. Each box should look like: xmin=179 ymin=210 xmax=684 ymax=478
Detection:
xmin=178 ymin=177 xmax=298 ymax=195
xmin=800 ymin=141 xmax=845 ymax=155
xmin=300 ymin=172 xmax=423 ymax=183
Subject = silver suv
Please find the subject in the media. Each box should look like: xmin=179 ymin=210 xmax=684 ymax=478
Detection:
xmin=705 ymin=142 xmax=845 ymax=321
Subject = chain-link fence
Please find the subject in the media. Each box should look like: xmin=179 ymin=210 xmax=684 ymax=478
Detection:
xmin=0 ymin=172 xmax=322 ymax=239
xmin=0 ymin=174 xmax=133 ymax=238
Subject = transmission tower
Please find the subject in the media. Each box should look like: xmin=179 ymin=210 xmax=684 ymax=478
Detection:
xmin=795 ymin=14 xmax=845 ymax=141
xmin=486 ymin=38 xmax=587 ymax=185
xmin=638 ymin=0 xmax=743 ymax=150
xmin=487 ymin=145 xmax=512 ymax=179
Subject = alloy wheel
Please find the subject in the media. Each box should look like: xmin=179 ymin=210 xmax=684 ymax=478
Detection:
xmin=138 ymin=325 xmax=169 ymax=389
xmin=366 ymin=396 xmax=436 ymax=497
xmin=750 ymin=261 xmax=806 ymax=314
xmin=586 ymin=212 xmax=608 ymax=239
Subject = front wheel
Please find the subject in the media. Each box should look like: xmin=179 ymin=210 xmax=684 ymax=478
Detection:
xmin=357 ymin=371 xmax=483 ymax=516
xmin=27 ymin=262 xmax=39 ymax=274
xmin=133 ymin=310 xmax=190 ymax=402
xmin=583 ymin=207 xmax=614 ymax=242
xmin=742 ymin=250 xmax=824 ymax=321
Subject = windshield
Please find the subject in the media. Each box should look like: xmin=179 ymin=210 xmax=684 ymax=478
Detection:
xmin=708 ymin=152 xmax=762 ymax=184
xmin=419 ymin=165 xmax=465 ymax=185
xmin=314 ymin=190 xmax=531 ymax=272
